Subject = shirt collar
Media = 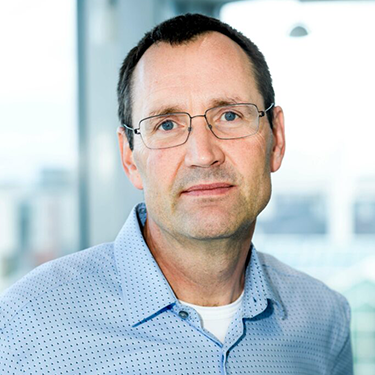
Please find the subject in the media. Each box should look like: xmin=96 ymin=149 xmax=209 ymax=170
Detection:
xmin=242 ymin=245 xmax=286 ymax=319
xmin=114 ymin=203 xmax=177 ymax=327
xmin=114 ymin=203 xmax=285 ymax=326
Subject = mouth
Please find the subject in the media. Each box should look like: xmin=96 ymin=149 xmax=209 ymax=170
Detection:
xmin=181 ymin=183 xmax=235 ymax=197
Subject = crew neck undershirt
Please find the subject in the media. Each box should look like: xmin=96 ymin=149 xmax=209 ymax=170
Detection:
xmin=179 ymin=290 xmax=244 ymax=343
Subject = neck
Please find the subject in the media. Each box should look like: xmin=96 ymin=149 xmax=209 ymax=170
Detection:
xmin=143 ymin=218 xmax=254 ymax=307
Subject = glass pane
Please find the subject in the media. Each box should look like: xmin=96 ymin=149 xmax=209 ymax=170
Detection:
xmin=0 ymin=0 xmax=78 ymax=291
xmin=353 ymin=311 xmax=375 ymax=332
xmin=355 ymin=335 xmax=375 ymax=361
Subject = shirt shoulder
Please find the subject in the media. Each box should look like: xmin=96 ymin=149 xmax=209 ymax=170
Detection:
xmin=256 ymin=251 xmax=353 ymax=373
xmin=257 ymin=251 xmax=350 ymax=321
xmin=0 ymin=242 xmax=115 ymax=330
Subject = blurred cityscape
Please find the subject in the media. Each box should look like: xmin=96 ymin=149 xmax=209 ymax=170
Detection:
xmin=0 ymin=169 xmax=79 ymax=291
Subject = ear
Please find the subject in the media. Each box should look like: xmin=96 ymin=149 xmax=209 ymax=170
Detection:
xmin=270 ymin=106 xmax=286 ymax=172
xmin=117 ymin=126 xmax=144 ymax=190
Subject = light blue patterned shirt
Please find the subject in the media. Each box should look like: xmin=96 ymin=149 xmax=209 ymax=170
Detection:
xmin=0 ymin=203 xmax=353 ymax=374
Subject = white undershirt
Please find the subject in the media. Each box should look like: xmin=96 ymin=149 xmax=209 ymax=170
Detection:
xmin=179 ymin=290 xmax=244 ymax=343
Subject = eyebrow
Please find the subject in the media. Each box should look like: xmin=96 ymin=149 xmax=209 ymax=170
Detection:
xmin=148 ymin=106 xmax=185 ymax=117
xmin=147 ymin=96 xmax=249 ymax=117
xmin=210 ymin=97 xmax=246 ymax=108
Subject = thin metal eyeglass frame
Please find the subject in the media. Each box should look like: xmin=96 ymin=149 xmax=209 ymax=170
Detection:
xmin=122 ymin=102 xmax=275 ymax=150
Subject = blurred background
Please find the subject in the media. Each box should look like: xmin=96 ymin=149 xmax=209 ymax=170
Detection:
xmin=0 ymin=0 xmax=374 ymax=373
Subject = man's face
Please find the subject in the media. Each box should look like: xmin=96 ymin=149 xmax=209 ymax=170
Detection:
xmin=120 ymin=32 xmax=285 ymax=241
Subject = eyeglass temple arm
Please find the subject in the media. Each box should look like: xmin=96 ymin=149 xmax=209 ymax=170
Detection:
xmin=122 ymin=123 xmax=141 ymax=135
xmin=258 ymin=103 xmax=275 ymax=117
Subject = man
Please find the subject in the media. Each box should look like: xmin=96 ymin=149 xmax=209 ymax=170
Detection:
xmin=0 ymin=14 xmax=352 ymax=374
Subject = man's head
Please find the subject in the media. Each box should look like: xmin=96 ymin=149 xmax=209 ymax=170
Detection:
xmin=117 ymin=14 xmax=285 ymax=243
xmin=117 ymin=13 xmax=275 ymax=150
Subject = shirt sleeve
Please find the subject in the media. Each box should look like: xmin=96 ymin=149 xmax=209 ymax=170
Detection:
xmin=330 ymin=299 xmax=354 ymax=375
xmin=0 ymin=328 xmax=16 ymax=374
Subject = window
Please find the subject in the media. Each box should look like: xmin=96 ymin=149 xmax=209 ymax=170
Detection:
xmin=0 ymin=0 xmax=78 ymax=290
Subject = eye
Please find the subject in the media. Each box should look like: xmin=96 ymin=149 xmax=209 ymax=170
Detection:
xmin=157 ymin=119 xmax=176 ymax=131
xmin=221 ymin=111 xmax=238 ymax=122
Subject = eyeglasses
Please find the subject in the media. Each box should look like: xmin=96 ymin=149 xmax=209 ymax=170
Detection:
xmin=123 ymin=103 xmax=274 ymax=150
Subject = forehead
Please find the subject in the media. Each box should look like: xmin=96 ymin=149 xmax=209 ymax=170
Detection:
xmin=132 ymin=32 xmax=261 ymax=117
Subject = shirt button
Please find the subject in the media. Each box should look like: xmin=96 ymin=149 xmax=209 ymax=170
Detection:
xmin=179 ymin=310 xmax=189 ymax=319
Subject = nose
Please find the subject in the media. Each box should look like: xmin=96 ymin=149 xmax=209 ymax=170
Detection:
xmin=184 ymin=115 xmax=225 ymax=168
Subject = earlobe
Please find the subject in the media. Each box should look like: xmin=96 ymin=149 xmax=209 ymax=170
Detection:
xmin=117 ymin=127 xmax=144 ymax=190
xmin=270 ymin=106 xmax=286 ymax=173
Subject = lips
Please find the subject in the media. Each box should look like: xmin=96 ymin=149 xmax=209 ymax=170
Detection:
xmin=181 ymin=183 xmax=234 ymax=196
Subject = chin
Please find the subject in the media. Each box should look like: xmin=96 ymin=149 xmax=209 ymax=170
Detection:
xmin=181 ymin=213 xmax=255 ymax=241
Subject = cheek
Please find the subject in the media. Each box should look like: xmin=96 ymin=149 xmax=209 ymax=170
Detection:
xmin=233 ymin=135 xmax=271 ymax=176
xmin=139 ymin=150 xmax=181 ymax=193
xmin=246 ymin=132 xmax=273 ymax=178
xmin=230 ymin=138 xmax=272 ymax=200
xmin=255 ymin=129 xmax=272 ymax=157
